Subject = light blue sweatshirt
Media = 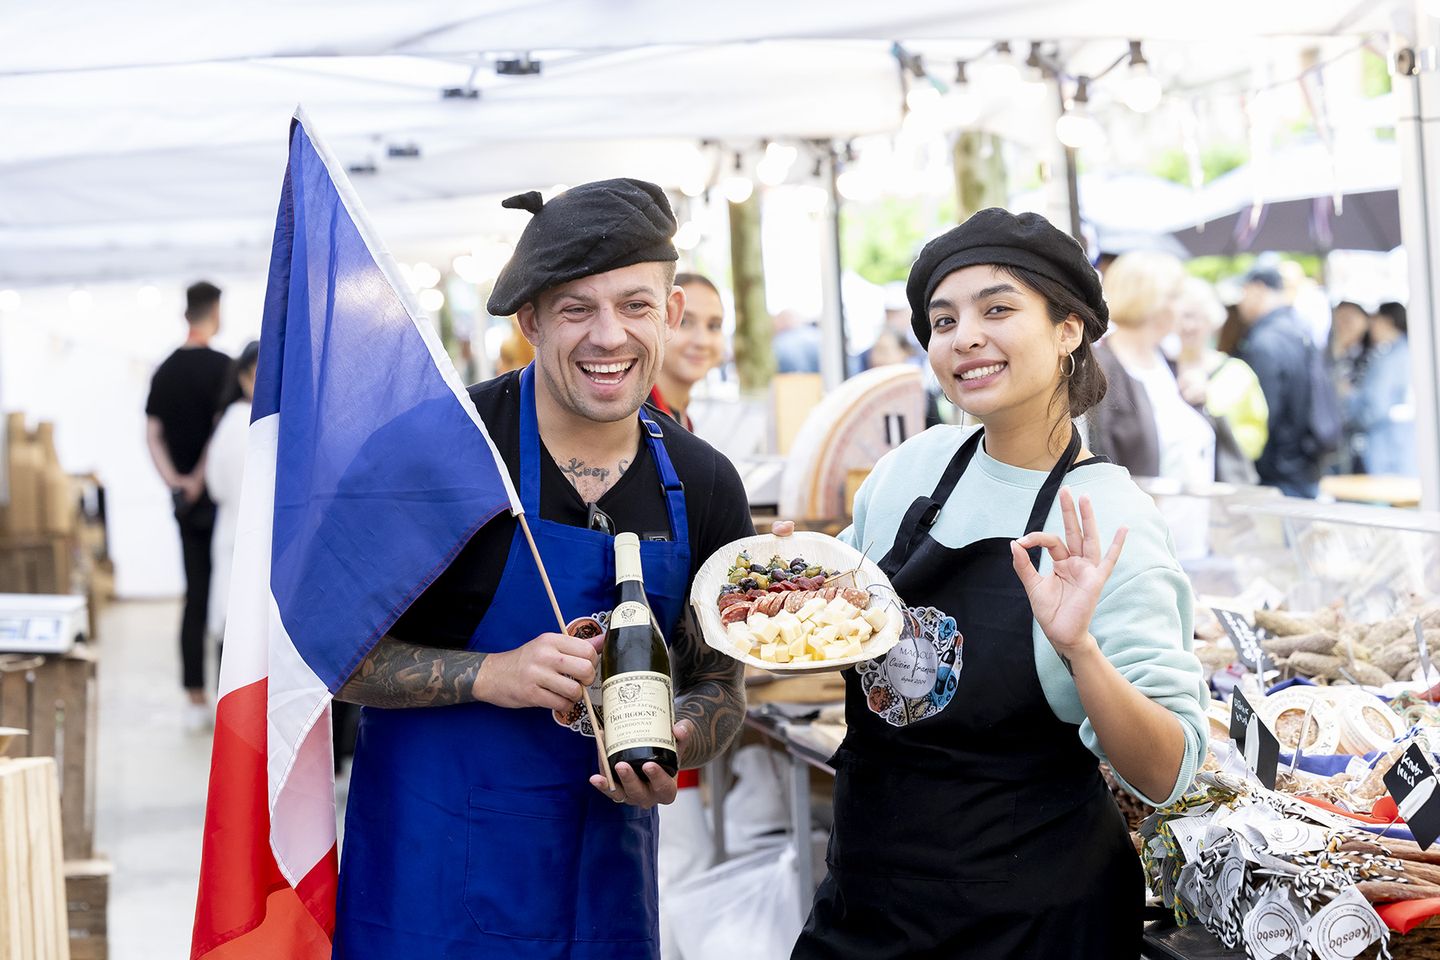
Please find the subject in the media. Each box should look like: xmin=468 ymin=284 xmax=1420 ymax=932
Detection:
xmin=841 ymin=425 xmax=1209 ymax=807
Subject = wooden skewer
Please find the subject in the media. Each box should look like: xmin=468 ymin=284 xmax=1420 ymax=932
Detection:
xmin=518 ymin=514 xmax=614 ymax=792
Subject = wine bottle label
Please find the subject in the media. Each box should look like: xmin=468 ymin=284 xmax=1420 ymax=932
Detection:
xmin=610 ymin=601 xmax=650 ymax=629
xmin=601 ymin=670 xmax=676 ymax=754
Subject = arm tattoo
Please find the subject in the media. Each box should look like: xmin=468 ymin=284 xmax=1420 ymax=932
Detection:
xmin=670 ymin=610 xmax=746 ymax=768
xmin=336 ymin=635 xmax=487 ymax=709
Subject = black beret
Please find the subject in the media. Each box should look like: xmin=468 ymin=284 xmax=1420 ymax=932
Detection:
xmin=906 ymin=208 xmax=1108 ymax=348
xmin=487 ymin=178 xmax=679 ymax=316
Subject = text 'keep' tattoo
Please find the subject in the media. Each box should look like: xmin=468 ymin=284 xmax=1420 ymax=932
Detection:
xmin=336 ymin=636 xmax=486 ymax=709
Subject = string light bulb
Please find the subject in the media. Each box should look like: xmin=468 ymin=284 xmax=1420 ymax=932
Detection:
xmin=721 ymin=151 xmax=754 ymax=204
xmin=1055 ymin=77 xmax=1105 ymax=150
xmin=674 ymin=221 xmax=703 ymax=251
xmin=945 ymin=61 xmax=982 ymax=128
xmin=1122 ymin=41 xmax=1163 ymax=113
xmin=756 ymin=141 xmax=799 ymax=187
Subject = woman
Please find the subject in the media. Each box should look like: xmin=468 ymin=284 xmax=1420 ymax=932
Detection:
xmin=793 ymin=209 xmax=1207 ymax=959
xmin=1329 ymin=300 xmax=1372 ymax=473
xmin=1093 ymin=252 xmax=1216 ymax=487
xmin=1172 ymin=276 xmax=1267 ymax=479
xmin=1351 ymin=301 xmax=1416 ymax=476
xmin=204 ymin=340 xmax=260 ymax=641
xmin=648 ymin=272 xmax=727 ymax=429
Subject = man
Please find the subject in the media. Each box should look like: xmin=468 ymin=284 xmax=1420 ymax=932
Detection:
xmin=331 ymin=180 xmax=752 ymax=960
xmin=144 ymin=281 xmax=231 ymax=730
xmin=1235 ymin=266 xmax=1330 ymax=497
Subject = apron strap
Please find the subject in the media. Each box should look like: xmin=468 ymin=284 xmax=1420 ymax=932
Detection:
xmin=639 ymin=411 xmax=689 ymax=543
xmin=1021 ymin=425 xmax=1084 ymax=568
xmin=518 ymin=363 xmax=543 ymax=515
xmin=878 ymin=429 xmax=984 ymax=577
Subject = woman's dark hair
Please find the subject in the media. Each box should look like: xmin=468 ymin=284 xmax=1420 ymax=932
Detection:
xmin=1377 ymin=301 xmax=1408 ymax=335
xmin=1217 ymin=304 xmax=1246 ymax=356
xmin=674 ymin=272 xmax=719 ymax=296
xmin=218 ymin=340 xmax=261 ymax=410
xmin=995 ymin=265 xmax=1108 ymax=420
xmin=1328 ymin=301 xmax=1372 ymax=356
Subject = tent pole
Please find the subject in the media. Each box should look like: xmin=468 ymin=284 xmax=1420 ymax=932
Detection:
xmin=1392 ymin=4 xmax=1440 ymax=510
xmin=818 ymin=143 xmax=847 ymax=391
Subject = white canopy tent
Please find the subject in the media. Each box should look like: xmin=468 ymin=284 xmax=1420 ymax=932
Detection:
xmin=1 ymin=0 xmax=1395 ymax=285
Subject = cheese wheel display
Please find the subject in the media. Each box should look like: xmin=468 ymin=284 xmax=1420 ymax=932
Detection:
xmin=1260 ymin=688 xmax=1342 ymax=755
xmin=778 ymin=365 xmax=926 ymax=521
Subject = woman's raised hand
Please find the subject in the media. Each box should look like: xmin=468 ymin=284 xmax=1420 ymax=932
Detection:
xmin=1009 ymin=487 xmax=1126 ymax=656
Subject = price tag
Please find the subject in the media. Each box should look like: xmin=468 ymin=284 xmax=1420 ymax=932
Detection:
xmin=1243 ymin=886 xmax=1305 ymax=960
xmin=1229 ymin=688 xmax=1280 ymax=789
xmin=1384 ymin=741 xmax=1440 ymax=850
xmin=1214 ymin=608 xmax=1272 ymax=675
xmin=1303 ymin=887 xmax=1386 ymax=960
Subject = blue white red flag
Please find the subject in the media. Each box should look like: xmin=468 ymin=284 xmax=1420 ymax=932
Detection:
xmin=191 ymin=108 xmax=521 ymax=960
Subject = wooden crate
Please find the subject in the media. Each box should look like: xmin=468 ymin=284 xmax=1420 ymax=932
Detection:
xmin=0 ymin=757 xmax=69 ymax=960
xmin=63 ymin=860 xmax=110 ymax=960
xmin=0 ymin=537 xmax=74 ymax=596
xmin=0 ymin=649 xmax=97 ymax=861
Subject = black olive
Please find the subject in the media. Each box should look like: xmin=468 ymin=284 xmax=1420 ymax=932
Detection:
xmin=749 ymin=563 xmax=768 ymax=574
xmin=719 ymin=583 xmax=739 ymax=595
xmin=789 ymin=558 xmax=808 ymax=573
xmin=739 ymin=577 xmax=759 ymax=591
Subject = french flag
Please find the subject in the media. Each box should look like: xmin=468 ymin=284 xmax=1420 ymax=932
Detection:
xmin=190 ymin=109 xmax=521 ymax=959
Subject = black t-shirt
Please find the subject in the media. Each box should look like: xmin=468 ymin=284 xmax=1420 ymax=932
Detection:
xmin=390 ymin=370 xmax=756 ymax=649
xmin=145 ymin=346 xmax=232 ymax=474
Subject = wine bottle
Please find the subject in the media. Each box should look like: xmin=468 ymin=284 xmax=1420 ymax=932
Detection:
xmin=601 ymin=533 xmax=678 ymax=782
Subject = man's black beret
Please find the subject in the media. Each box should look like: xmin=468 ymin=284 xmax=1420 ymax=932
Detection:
xmin=906 ymin=208 xmax=1109 ymax=348
xmin=487 ymin=178 xmax=679 ymax=316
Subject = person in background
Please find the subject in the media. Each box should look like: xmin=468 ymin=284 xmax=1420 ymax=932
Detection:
xmin=1329 ymin=300 xmax=1372 ymax=474
xmin=1090 ymin=253 xmax=1216 ymax=488
xmin=1350 ymin=301 xmax=1416 ymax=477
xmin=866 ymin=327 xmax=922 ymax=368
xmin=1235 ymin=266 xmax=1330 ymax=497
xmin=203 ymin=340 xmax=259 ymax=644
xmin=648 ymin=272 xmax=727 ymax=430
xmin=495 ymin=315 xmax=535 ymax=375
xmin=145 ymin=280 xmax=231 ymax=732
xmin=1172 ymin=276 xmax=1268 ymax=468
xmin=772 ymin=308 xmax=822 ymax=374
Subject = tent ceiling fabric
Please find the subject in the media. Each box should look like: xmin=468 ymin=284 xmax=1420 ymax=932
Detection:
xmin=0 ymin=0 xmax=1392 ymax=285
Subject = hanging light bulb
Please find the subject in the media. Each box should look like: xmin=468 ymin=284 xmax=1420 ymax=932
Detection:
xmin=721 ymin=151 xmax=754 ymax=203
xmin=674 ymin=221 xmax=703 ymax=251
xmin=1055 ymin=77 xmax=1105 ymax=150
xmin=944 ymin=61 xmax=982 ymax=128
xmin=452 ymin=254 xmax=482 ymax=283
xmin=412 ymin=261 xmax=442 ymax=289
xmin=905 ymin=81 xmax=942 ymax=114
xmin=1121 ymin=41 xmax=1163 ymax=113
xmin=756 ymin=141 xmax=799 ymax=187
xmin=418 ymin=288 xmax=445 ymax=312
xmin=136 ymin=284 xmax=161 ymax=308
xmin=981 ymin=41 xmax=1022 ymax=87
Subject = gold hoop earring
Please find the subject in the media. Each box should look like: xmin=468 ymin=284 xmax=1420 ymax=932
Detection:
xmin=1060 ymin=352 xmax=1076 ymax=378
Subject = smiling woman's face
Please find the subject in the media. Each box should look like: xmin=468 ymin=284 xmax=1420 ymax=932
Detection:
xmin=926 ymin=265 xmax=1077 ymax=426
xmin=663 ymin=281 xmax=726 ymax=387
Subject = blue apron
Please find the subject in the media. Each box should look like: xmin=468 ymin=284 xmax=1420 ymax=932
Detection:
xmin=335 ymin=363 xmax=692 ymax=960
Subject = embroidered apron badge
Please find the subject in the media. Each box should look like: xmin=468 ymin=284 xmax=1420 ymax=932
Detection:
xmin=553 ymin=611 xmax=609 ymax=737
xmin=858 ymin=605 xmax=962 ymax=727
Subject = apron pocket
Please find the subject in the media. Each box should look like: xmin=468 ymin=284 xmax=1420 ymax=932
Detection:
xmin=573 ymin=796 xmax=659 ymax=943
xmin=464 ymin=786 xmax=582 ymax=941
xmin=830 ymin=758 xmax=1017 ymax=883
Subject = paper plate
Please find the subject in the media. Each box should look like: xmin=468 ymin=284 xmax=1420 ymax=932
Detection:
xmin=690 ymin=531 xmax=904 ymax=675
xmin=1260 ymin=688 xmax=1342 ymax=755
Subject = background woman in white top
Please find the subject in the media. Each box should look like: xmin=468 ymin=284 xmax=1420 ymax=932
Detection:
xmin=203 ymin=340 xmax=259 ymax=642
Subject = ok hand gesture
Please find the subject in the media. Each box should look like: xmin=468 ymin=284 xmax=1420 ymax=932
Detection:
xmin=1008 ymin=488 xmax=1126 ymax=657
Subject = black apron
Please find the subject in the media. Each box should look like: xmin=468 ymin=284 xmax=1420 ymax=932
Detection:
xmin=793 ymin=427 xmax=1143 ymax=960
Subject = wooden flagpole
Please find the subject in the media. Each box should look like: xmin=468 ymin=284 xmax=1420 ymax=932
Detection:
xmin=517 ymin=513 xmax=615 ymax=791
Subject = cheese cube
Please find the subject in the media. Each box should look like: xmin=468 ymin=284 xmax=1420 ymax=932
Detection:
xmin=771 ymin=645 xmax=793 ymax=664
xmin=776 ymin=619 xmax=803 ymax=648
xmin=797 ymin=598 xmax=827 ymax=622
xmin=758 ymin=642 xmax=781 ymax=662
xmin=752 ymin=615 xmax=781 ymax=644
xmin=726 ymin=622 xmax=755 ymax=653
xmin=840 ymin=639 xmax=864 ymax=659
xmin=824 ymin=641 xmax=853 ymax=660
xmin=792 ymin=654 xmax=814 ymax=663
xmin=863 ymin=606 xmax=890 ymax=633
xmin=815 ymin=624 xmax=841 ymax=647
